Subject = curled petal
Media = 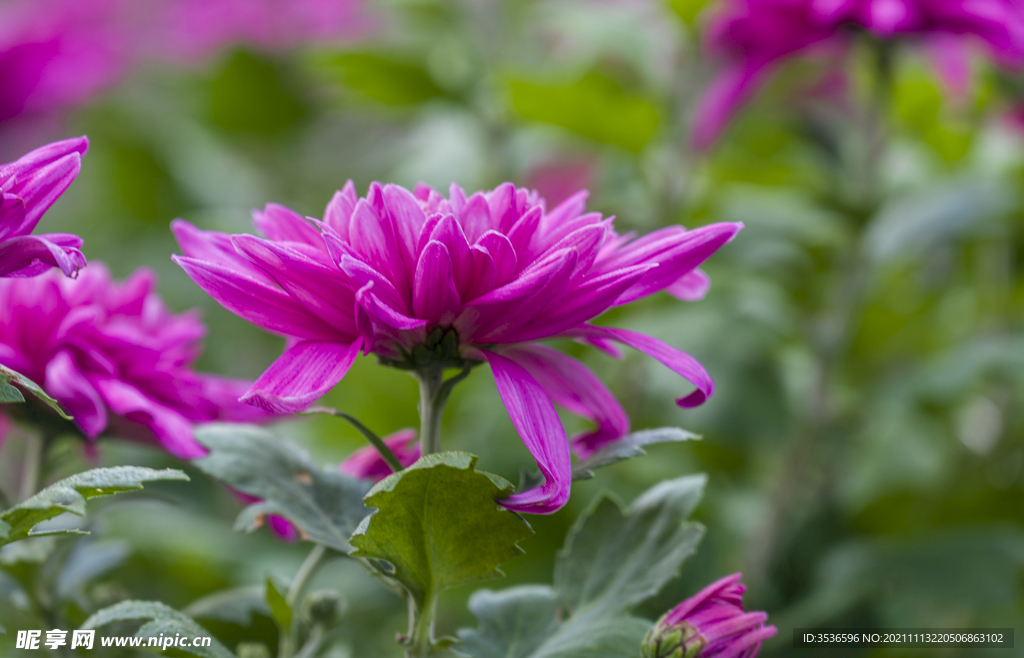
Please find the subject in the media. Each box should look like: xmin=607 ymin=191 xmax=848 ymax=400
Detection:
xmin=0 ymin=234 xmax=85 ymax=278
xmin=483 ymin=350 xmax=571 ymax=514
xmin=241 ymin=339 xmax=363 ymax=414
xmin=413 ymin=240 xmax=461 ymax=325
xmin=502 ymin=344 xmax=629 ymax=458
xmin=575 ymin=326 xmax=714 ymax=408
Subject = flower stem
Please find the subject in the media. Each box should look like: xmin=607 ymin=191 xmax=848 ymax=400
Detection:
xmin=279 ymin=544 xmax=328 ymax=658
xmin=406 ymin=592 xmax=439 ymax=658
xmin=329 ymin=409 xmax=405 ymax=474
xmin=18 ymin=431 xmax=44 ymax=503
xmin=415 ymin=364 xmax=474 ymax=456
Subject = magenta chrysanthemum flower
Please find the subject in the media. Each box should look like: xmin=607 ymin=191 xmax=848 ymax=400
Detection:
xmin=0 ymin=264 xmax=269 ymax=458
xmin=642 ymin=574 xmax=777 ymax=658
xmin=0 ymin=0 xmax=132 ymax=124
xmin=172 ymin=182 xmax=739 ymax=513
xmin=0 ymin=137 xmax=88 ymax=278
xmin=162 ymin=0 xmax=375 ymax=60
xmin=693 ymin=0 xmax=1024 ymax=149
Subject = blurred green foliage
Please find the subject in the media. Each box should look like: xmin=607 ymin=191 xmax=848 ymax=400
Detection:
xmin=2 ymin=0 xmax=1024 ymax=656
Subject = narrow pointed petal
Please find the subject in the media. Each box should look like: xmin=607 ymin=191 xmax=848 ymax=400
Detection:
xmin=241 ymin=339 xmax=363 ymax=414
xmin=252 ymin=203 xmax=322 ymax=246
xmin=322 ymin=180 xmax=358 ymax=238
xmin=484 ymin=350 xmax=571 ymax=514
xmin=503 ymin=344 xmax=629 ymax=458
xmin=173 ymin=256 xmax=341 ymax=340
xmin=577 ymin=326 xmax=714 ymax=407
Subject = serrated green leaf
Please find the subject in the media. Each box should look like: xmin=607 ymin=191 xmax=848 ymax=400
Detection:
xmin=555 ymin=475 xmax=705 ymax=616
xmin=350 ymin=451 xmax=532 ymax=607
xmin=193 ymin=424 xmax=372 ymax=552
xmin=572 ymin=428 xmax=700 ymax=480
xmin=457 ymin=587 xmax=649 ymax=658
xmin=265 ymin=576 xmax=292 ymax=632
xmin=0 ymin=364 xmax=71 ymax=419
xmin=0 ymin=536 xmax=57 ymax=565
xmin=183 ymin=586 xmax=270 ymax=626
xmin=81 ymin=600 xmax=234 ymax=658
xmin=457 ymin=477 xmax=705 ymax=658
xmin=0 ymin=467 xmax=188 ymax=548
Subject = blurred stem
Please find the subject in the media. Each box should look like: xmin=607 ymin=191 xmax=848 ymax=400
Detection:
xmin=415 ymin=364 xmax=473 ymax=455
xmin=280 ymin=544 xmax=327 ymax=658
xmin=18 ymin=431 xmax=44 ymax=503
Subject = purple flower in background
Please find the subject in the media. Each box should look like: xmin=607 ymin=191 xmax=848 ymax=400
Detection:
xmin=0 ymin=137 xmax=87 ymax=278
xmin=0 ymin=0 xmax=132 ymax=125
xmin=0 ymin=264 xmax=269 ymax=458
xmin=693 ymin=0 xmax=1024 ymax=149
xmin=642 ymin=573 xmax=777 ymax=658
xmin=163 ymin=0 xmax=375 ymax=60
xmin=339 ymin=428 xmax=421 ymax=481
xmin=173 ymin=182 xmax=739 ymax=513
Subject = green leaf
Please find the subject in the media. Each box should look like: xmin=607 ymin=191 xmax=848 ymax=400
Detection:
xmin=457 ymin=586 xmax=649 ymax=658
xmin=81 ymin=600 xmax=235 ymax=658
xmin=349 ymin=452 xmax=532 ymax=606
xmin=507 ymin=72 xmax=660 ymax=152
xmin=309 ymin=51 xmax=446 ymax=105
xmin=572 ymin=428 xmax=700 ymax=480
xmin=265 ymin=576 xmax=292 ymax=633
xmin=556 ymin=475 xmax=705 ymax=616
xmin=0 ymin=467 xmax=188 ymax=548
xmin=193 ymin=424 xmax=372 ymax=552
xmin=0 ymin=364 xmax=71 ymax=419
xmin=183 ymin=586 xmax=270 ymax=626
xmin=456 ymin=477 xmax=705 ymax=658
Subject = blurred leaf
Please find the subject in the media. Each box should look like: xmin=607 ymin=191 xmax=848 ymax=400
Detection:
xmin=572 ymin=428 xmax=700 ymax=480
xmin=0 ymin=467 xmax=188 ymax=547
xmin=507 ymin=73 xmax=659 ymax=152
xmin=668 ymin=0 xmax=712 ymax=25
xmin=205 ymin=49 xmax=309 ymax=137
xmin=349 ymin=452 xmax=532 ymax=607
xmin=0 ymin=536 xmax=57 ymax=565
xmin=193 ymin=424 xmax=372 ymax=552
xmin=0 ymin=364 xmax=71 ymax=419
xmin=458 ymin=586 xmax=649 ymax=658
xmin=457 ymin=478 xmax=703 ymax=658
xmin=265 ymin=576 xmax=292 ymax=633
xmin=555 ymin=475 xmax=705 ymax=616
xmin=82 ymin=600 xmax=234 ymax=658
xmin=184 ymin=586 xmax=270 ymax=626
xmin=311 ymin=51 xmax=446 ymax=105
xmin=864 ymin=177 xmax=1014 ymax=262
xmin=56 ymin=539 xmax=130 ymax=600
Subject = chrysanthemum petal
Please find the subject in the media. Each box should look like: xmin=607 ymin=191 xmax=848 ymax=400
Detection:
xmin=0 ymin=234 xmax=85 ymax=278
xmin=45 ymin=350 xmax=107 ymax=437
xmin=240 ymin=338 xmax=363 ymax=414
xmin=252 ymin=203 xmax=323 ymax=246
xmin=484 ymin=350 xmax=571 ymax=514
xmin=413 ymin=240 xmax=461 ymax=325
xmin=502 ymin=343 xmax=629 ymax=458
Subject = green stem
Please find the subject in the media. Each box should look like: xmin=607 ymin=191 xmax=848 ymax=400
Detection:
xmin=335 ymin=410 xmax=405 ymax=474
xmin=415 ymin=364 xmax=474 ymax=456
xmin=279 ymin=544 xmax=328 ymax=658
xmin=18 ymin=431 xmax=44 ymax=503
xmin=406 ymin=592 xmax=439 ymax=658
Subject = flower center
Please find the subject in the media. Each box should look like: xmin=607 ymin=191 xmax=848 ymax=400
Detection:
xmin=379 ymin=325 xmax=467 ymax=371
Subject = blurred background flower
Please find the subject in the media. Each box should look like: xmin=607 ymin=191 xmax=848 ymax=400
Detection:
xmin=1 ymin=0 xmax=1024 ymax=656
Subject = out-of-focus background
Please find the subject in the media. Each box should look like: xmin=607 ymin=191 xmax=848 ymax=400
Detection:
xmin=1 ymin=0 xmax=1023 ymax=655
